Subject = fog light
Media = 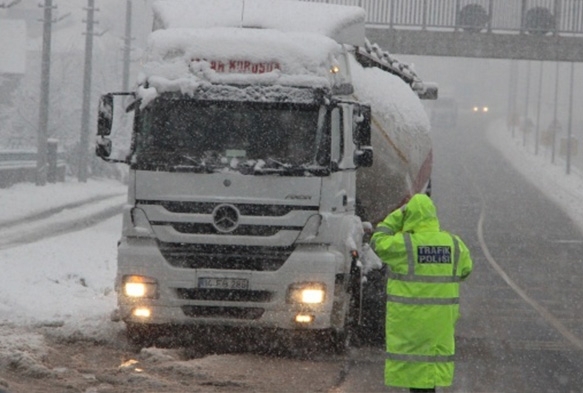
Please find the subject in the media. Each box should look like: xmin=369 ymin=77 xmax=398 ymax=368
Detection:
xmin=287 ymin=282 xmax=326 ymax=304
xmin=301 ymin=289 xmax=325 ymax=304
xmin=295 ymin=314 xmax=314 ymax=324
xmin=132 ymin=307 xmax=151 ymax=318
xmin=123 ymin=275 xmax=158 ymax=298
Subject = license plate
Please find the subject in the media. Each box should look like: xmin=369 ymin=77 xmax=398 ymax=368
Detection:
xmin=198 ymin=277 xmax=249 ymax=290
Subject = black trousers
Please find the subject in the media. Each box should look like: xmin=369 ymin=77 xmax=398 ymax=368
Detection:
xmin=410 ymin=389 xmax=436 ymax=393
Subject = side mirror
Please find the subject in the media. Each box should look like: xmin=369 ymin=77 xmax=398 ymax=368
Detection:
xmin=415 ymin=82 xmax=439 ymax=100
xmin=97 ymin=94 xmax=114 ymax=136
xmin=354 ymin=104 xmax=373 ymax=168
xmin=96 ymin=137 xmax=112 ymax=158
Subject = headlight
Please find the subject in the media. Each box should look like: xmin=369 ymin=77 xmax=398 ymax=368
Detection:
xmin=132 ymin=307 xmax=152 ymax=318
xmin=287 ymin=282 xmax=326 ymax=304
xmin=123 ymin=275 xmax=158 ymax=298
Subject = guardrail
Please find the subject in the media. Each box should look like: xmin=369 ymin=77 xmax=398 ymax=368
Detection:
xmin=0 ymin=148 xmax=67 ymax=188
xmin=301 ymin=0 xmax=583 ymax=36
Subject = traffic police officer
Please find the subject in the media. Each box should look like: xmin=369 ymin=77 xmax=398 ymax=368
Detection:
xmin=371 ymin=194 xmax=473 ymax=392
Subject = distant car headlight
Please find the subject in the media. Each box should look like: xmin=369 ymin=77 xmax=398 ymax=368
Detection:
xmin=123 ymin=275 xmax=158 ymax=298
xmin=287 ymin=282 xmax=326 ymax=304
xmin=472 ymin=106 xmax=489 ymax=113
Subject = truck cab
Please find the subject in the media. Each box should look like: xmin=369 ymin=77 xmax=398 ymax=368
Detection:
xmin=96 ymin=0 xmax=433 ymax=349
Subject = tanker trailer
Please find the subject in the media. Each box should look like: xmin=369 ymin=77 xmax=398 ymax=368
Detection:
xmin=352 ymin=42 xmax=433 ymax=225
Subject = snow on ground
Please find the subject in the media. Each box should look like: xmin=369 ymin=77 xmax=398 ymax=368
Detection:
xmin=0 ymin=123 xmax=582 ymax=380
xmin=0 ymin=178 xmax=126 ymax=225
xmin=0 ymin=179 xmax=127 ymax=385
xmin=486 ymin=119 xmax=583 ymax=236
xmin=0 ymin=179 xmax=126 ymax=329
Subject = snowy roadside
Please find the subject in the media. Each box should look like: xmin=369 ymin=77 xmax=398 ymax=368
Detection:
xmin=1 ymin=127 xmax=583 ymax=389
xmin=0 ymin=178 xmax=127 ymax=225
xmin=486 ymin=119 xmax=583 ymax=236
xmin=0 ymin=178 xmax=127 ymax=386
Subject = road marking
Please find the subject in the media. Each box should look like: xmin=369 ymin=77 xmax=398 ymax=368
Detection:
xmin=476 ymin=200 xmax=583 ymax=351
xmin=459 ymin=159 xmax=583 ymax=352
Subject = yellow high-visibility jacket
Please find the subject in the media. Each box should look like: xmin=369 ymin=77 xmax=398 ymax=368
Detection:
xmin=371 ymin=194 xmax=473 ymax=389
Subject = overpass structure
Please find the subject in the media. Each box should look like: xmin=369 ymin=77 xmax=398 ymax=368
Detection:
xmin=301 ymin=0 xmax=583 ymax=61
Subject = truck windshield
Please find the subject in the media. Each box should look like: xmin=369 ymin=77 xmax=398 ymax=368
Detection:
xmin=134 ymin=99 xmax=329 ymax=174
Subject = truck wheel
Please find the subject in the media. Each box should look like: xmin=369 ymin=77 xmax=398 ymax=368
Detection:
xmin=328 ymin=328 xmax=350 ymax=354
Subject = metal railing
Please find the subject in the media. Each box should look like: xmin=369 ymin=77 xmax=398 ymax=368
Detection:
xmin=0 ymin=147 xmax=66 ymax=188
xmin=300 ymin=0 xmax=583 ymax=36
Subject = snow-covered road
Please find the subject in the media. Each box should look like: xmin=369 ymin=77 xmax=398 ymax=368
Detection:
xmin=1 ymin=122 xmax=583 ymax=392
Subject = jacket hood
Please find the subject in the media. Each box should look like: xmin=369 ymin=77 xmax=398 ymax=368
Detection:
xmin=402 ymin=194 xmax=440 ymax=233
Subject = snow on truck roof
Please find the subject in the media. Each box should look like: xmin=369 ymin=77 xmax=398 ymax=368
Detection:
xmin=138 ymin=0 xmax=366 ymax=103
xmin=138 ymin=27 xmax=349 ymax=104
xmin=152 ymin=0 xmax=366 ymax=46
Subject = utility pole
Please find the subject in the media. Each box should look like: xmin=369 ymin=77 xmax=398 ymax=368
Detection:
xmin=508 ymin=60 xmax=519 ymax=137
xmin=534 ymin=61 xmax=543 ymax=156
xmin=36 ymin=0 xmax=55 ymax=186
xmin=122 ymin=0 xmax=133 ymax=91
xmin=566 ymin=62 xmax=574 ymax=175
xmin=552 ymin=61 xmax=560 ymax=164
xmin=523 ymin=60 xmax=531 ymax=147
xmin=78 ymin=0 xmax=98 ymax=182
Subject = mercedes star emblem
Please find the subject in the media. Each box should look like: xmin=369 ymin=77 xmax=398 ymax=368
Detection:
xmin=212 ymin=204 xmax=240 ymax=233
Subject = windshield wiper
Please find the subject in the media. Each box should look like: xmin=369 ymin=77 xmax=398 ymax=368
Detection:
xmin=167 ymin=154 xmax=219 ymax=173
xmin=249 ymin=158 xmax=329 ymax=176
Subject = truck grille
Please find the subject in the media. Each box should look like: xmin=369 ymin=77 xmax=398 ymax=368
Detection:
xmin=139 ymin=200 xmax=317 ymax=216
xmin=165 ymin=223 xmax=294 ymax=236
xmin=181 ymin=306 xmax=264 ymax=320
xmin=176 ymin=288 xmax=273 ymax=302
xmin=158 ymin=242 xmax=295 ymax=271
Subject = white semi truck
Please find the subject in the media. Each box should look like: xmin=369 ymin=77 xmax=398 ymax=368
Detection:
xmin=96 ymin=0 xmax=435 ymax=348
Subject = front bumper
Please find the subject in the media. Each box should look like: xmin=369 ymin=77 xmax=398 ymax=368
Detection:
xmin=116 ymin=238 xmax=347 ymax=330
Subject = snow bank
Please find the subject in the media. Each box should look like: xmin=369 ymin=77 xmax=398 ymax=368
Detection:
xmin=0 ymin=212 xmax=121 ymax=343
xmin=0 ymin=329 xmax=52 ymax=378
xmin=486 ymin=119 xmax=583 ymax=236
xmin=0 ymin=178 xmax=126 ymax=225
